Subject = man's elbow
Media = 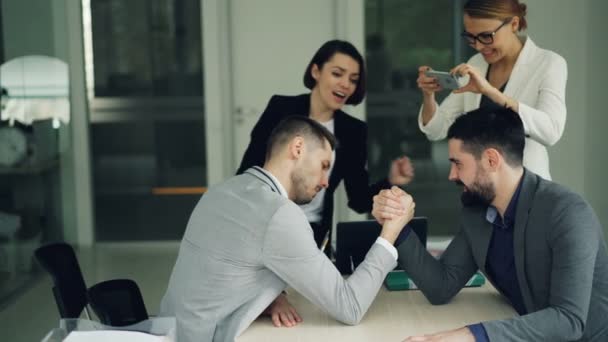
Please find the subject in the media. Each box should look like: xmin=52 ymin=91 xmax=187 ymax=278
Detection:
xmin=338 ymin=314 xmax=363 ymax=326
xmin=424 ymin=291 xmax=454 ymax=305
xmin=563 ymin=313 xmax=585 ymax=341
xmin=334 ymin=308 xmax=365 ymax=326
xmin=427 ymin=296 xmax=451 ymax=306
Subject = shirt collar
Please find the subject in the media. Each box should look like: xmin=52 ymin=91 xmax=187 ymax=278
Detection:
xmin=485 ymin=175 xmax=524 ymax=228
xmin=253 ymin=166 xmax=288 ymax=199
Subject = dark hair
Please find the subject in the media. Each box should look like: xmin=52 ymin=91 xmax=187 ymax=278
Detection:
xmin=464 ymin=0 xmax=528 ymax=31
xmin=303 ymin=40 xmax=366 ymax=105
xmin=447 ymin=107 xmax=525 ymax=167
xmin=265 ymin=116 xmax=338 ymax=161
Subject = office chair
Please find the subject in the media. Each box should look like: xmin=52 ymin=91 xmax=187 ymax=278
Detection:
xmin=87 ymin=279 xmax=149 ymax=326
xmin=34 ymin=242 xmax=91 ymax=319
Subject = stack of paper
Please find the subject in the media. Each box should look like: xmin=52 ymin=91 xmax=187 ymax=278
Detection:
xmin=64 ymin=330 xmax=167 ymax=342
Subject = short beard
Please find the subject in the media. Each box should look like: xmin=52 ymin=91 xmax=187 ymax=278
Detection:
xmin=290 ymin=169 xmax=314 ymax=205
xmin=455 ymin=176 xmax=495 ymax=208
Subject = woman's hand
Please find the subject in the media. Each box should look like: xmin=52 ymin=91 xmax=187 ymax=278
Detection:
xmin=417 ymin=66 xmax=441 ymax=97
xmin=450 ymin=63 xmax=493 ymax=95
xmin=389 ymin=156 xmax=415 ymax=186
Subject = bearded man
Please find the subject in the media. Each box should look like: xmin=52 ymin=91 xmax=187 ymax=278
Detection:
xmin=373 ymin=107 xmax=608 ymax=342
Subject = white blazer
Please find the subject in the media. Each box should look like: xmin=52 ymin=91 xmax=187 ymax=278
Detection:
xmin=418 ymin=36 xmax=567 ymax=180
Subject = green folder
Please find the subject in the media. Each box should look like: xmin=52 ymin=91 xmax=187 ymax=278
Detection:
xmin=385 ymin=270 xmax=486 ymax=291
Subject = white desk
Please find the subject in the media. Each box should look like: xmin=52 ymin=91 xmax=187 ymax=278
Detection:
xmin=238 ymin=284 xmax=516 ymax=341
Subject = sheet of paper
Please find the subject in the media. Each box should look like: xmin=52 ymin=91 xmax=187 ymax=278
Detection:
xmin=427 ymin=236 xmax=453 ymax=258
xmin=64 ymin=330 xmax=165 ymax=342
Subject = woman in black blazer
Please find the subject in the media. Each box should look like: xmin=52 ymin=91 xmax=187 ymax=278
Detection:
xmin=237 ymin=40 xmax=414 ymax=251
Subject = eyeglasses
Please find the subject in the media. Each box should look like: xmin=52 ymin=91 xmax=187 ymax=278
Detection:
xmin=461 ymin=18 xmax=512 ymax=45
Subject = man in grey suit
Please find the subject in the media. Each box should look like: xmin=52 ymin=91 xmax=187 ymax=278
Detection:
xmin=159 ymin=116 xmax=415 ymax=342
xmin=374 ymin=107 xmax=608 ymax=341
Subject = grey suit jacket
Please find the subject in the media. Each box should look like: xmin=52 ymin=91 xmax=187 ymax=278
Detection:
xmin=397 ymin=170 xmax=608 ymax=341
xmin=159 ymin=167 xmax=397 ymax=342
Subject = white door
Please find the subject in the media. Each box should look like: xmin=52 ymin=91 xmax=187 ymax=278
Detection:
xmin=230 ymin=0 xmax=366 ymax=226
xmin=203 ymin=0 xmax=366 ymax=226
xmin=229 ymin=0 xmax=337 ymax=166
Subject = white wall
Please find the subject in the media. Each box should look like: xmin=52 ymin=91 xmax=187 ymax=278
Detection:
xmin=585 ymin=0 xmax=608 ymax=236
xmin=527 ymin=0 xmax=608 ymax=235
xmin=527 ymin=1 xmax=587 ymax=193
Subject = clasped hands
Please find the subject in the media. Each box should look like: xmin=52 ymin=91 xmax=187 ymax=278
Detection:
xmin=373 ymin=189 xmax=475 ymax=342
xmin=373 ymin=186 xmax=414 ymax=225
xmin=264 ymin=190 xmax=474 ymax=341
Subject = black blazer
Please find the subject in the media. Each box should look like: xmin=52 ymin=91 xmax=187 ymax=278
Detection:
xmin=237 ymin=93 xmax=390 ymax=231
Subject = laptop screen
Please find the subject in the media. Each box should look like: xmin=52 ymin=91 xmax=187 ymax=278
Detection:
xmin=335 ymin=217 xmax=427 ymax=274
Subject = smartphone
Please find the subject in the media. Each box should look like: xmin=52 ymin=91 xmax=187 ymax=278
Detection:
xmin=424 ymin=70 xmax=466 ymax=90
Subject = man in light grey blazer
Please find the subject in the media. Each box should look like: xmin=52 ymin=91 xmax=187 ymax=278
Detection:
xmin=159 ymin=116 xmax=415 ymax=342
xmin=374 ymin=107 xmax=608 ymax=341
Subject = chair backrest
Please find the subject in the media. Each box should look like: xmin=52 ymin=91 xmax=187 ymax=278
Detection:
xmin=34 ymin=242 xmax=88 ymax=318
xmin=335 ymin=217 xmax=428 ymax=274
xmin=87 ymin=279 xmax=149 ymax=326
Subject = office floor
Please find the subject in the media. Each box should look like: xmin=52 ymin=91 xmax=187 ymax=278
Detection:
xmin=0 ymin=242 xmax=180 ymax=342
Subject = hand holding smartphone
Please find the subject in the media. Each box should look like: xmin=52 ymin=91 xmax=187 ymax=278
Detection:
xmin=424 ymin=70 xmax=467 ymax=90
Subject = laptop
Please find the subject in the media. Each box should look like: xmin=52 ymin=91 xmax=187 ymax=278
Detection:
xmin=335 ymin=217 xmax=427 ymax=275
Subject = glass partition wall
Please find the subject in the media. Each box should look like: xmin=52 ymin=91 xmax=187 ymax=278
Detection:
xmin=84 ymin=0 xmax=206 ymax=241
xmin=0 ymin=0 xmax=72 ymax=302
xmin=365 ymin=0 xmax=473 ymax=235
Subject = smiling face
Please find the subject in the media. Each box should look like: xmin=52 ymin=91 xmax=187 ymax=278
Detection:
xmin=291 ymin=139 xmax=332 ymax=205
xmin=463 ymin=13 xmax=519 ymax=64
xmin=448 ymin=139 xmax=496 ymax=207
xmin=310 ymin=53 xmax=360 ymax=112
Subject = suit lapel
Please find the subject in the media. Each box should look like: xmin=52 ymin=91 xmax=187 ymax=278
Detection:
xmin=295 ymin=93 xmax=311 ymax=116
xmin=328 ymin=111 xmax=345 ymax=189
xmin=275 ymin=93 xmax=310 ymax=121
xmin=504 ymin=36 xmax=536 ymax=99
xmin=465 ymin=208 xmax=493 ymax=274
xmin=513 ymin=169 xmax=539 ymax=312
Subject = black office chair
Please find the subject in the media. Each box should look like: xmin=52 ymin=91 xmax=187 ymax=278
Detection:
xmin=87 ymin=279 xmax=149 ymax=326
xmin=34 ymin=242 xmax=91 ymax=319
